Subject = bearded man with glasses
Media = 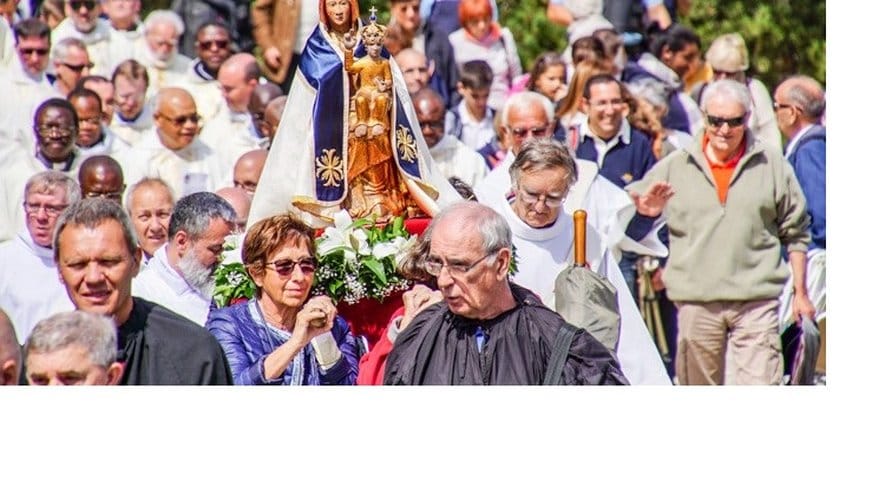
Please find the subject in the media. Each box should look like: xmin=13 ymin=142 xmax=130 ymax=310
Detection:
xmin=51 ymin=0 xmax=119 ymax=77
xmin=384 ymin=201 xmax=628 ymax=385
xmin=627 ymin=79 xmax=813 ymax=386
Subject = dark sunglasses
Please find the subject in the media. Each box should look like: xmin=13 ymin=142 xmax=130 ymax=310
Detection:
xmin=265 ymin=258 xmax=317 ymax=276
xmin=198 ymin=40 xmax=229 ymax=50
xmin=706 ymin=114 xmax=745 ymax=128
xmin=19 ymin=47 xmax=49 ymax=56
xmin=69 ymin=0 xmax=97 ymax=10
xmin=159 ymin=113 xmax=201 ymax=126
xmin=60 ymin=61 xmax=94 ymax=73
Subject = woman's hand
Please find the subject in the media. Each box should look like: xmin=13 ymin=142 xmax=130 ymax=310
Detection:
xmin=292 ymin=295 xmax=337 ymax=344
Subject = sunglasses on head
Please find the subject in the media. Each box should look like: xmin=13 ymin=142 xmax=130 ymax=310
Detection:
xmin=69 ymin=0 xmax=97 ymax=10
xmin=706 ymin=114 xmax=745 ymax=128
xmin=198 ymin=40 xmax=229 ymax=50
xmin=265 ymin=258 xmax=317 ymax=276
xmin=19 ymin=47 xmax=49 ymax=56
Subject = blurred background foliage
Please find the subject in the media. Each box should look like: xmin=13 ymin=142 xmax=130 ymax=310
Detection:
xmin=145 ymin=0 xmax=825 ymax=89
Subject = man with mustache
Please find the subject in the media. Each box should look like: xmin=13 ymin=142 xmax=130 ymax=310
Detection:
xmin=132 ymin=192 xmax=236 ymax=326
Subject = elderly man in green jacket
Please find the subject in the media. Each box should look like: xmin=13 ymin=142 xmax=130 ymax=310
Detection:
xmin=628 ymin=79 xmax=815 ymax=385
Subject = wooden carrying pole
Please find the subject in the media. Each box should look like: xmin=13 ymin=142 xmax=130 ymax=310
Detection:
xmin=574 ymin=210 xmax=587 ymax=266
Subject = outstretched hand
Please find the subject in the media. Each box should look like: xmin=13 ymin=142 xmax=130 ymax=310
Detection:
xmin=629 ymin=181 xmax=675 ymax=217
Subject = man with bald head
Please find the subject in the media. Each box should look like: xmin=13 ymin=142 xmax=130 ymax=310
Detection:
xmin=215 ymin=186 xmax=251 ymax=233
xmin=774 ymin=75 xmax=826 ymax=369
xmin=78 ymin=155 xmax=126 ymax=203
xmin=233 ymin=149 xmax=267 ymax=198
xmin=200 ymin=53 xmax=263 ymax=173
xmin=127 ymin=87 xmax=225 ymax=199
xmin=0 ymin=309 xmax=21 ymax=385
xmin=412 ymin=88 xmax=486 ymax=187
xmin=262 ymin=95 xmax=287 ymax=146
xmin=248 ymin=82 xmax=284 ymax=147
xmin=395 ymin=48 xmax=434 ymax=95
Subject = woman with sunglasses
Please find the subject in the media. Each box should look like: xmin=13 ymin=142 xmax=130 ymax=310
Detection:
xmin=206 ymin=214 xmax=359 ymax=385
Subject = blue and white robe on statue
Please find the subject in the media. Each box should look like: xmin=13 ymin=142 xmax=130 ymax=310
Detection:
xmin=247 ymin=21 xmax=462 ymax=228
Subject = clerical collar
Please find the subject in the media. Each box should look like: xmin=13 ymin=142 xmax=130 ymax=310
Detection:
xmin=35 ymin=150 xmax=76 ymax=172
xmin=193 ymin=60 xmax=216 ymax=81
xmin=116 ymin=110 xmax=143 ymax=124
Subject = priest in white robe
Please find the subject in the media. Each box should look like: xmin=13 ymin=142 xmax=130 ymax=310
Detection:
xmin=51 ymin=4 xmax=119 ymax=77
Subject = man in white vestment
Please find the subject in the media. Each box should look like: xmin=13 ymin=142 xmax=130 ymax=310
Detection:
xmin=0 ymin=172 xmax=78 ymax=344
xmin=125 ymin=177 xmax=175 ymax=267
xmin=108 ymin=59 xmax=153 ymax=146
xmin=489 ymin=138 xmax=672 ymax=384
xmin=474 ymin=91 xmax=668 ymax=261
xmin=127 ymin=87 xmax=226 ymax=198
xmin=198 ymin=53 xmax=263 ymax=173
xmin=177 ymin=21 xmax=231 ymax=123
xmin=0 ymin=18 xmax=59 ymax=148
xmin=104 ymin=0 xmax=144 ymax=64
xmin=412 ymin=88 xmax=487 ymax=188
xmin=134 ymin=10 xmax=190 ymax=97
xmin=51 ymin=0 xmax=118 ymax=77
xmin=133 ymin=192 xmax=235 ymax=325
xmin=68 ymin=87 xmax=131 ymax=161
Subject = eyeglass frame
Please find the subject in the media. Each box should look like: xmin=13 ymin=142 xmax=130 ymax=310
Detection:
xmin=158 ymin=112 xmax=201 ymax=126
xmin=68 ymin=0 xmax=98 ymax=10
xmin=515 ymin=185 xmax=567 ymax=208
xmin=264 ymin=258 xmax=318 ymax=277
xmin=705 ymin=113 xmax=746 ymax=129
xmin=425 ymin=249 xmax=501 ymax=278
xmin=23 ymin=201 xmax=68 ymax=217
xmin=59 ymin=61 xmax=95 ymax=73
xmin=506 ymin=124 xmax=550 ymax=140
xmin=197 ymin=39 xmax=230 ymax=51
xmin=35 ymin=124 xmax=77 ymax=138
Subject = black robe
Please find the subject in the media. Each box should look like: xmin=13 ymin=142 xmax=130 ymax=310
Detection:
xmin=383 ymin=284 xmax=628 ymax=385
xmin=117 ymin=297 xmax=233 ymax=385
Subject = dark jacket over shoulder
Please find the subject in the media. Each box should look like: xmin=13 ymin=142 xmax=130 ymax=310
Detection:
xmin=383 ymin=283 xmax=628 ymax=385
xmin=117 ymin=297 xmax=233 ymax=385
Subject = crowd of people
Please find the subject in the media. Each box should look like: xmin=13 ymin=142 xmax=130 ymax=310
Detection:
xmin=0 ymin=0 xmax=825 ymax=386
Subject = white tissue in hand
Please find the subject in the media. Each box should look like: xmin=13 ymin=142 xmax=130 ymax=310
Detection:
xmin=310 ymin=331 xmax=341 ymax=369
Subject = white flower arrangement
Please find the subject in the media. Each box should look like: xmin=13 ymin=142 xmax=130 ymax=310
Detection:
xmin=212 ymin=211 xmax=417 ymax=308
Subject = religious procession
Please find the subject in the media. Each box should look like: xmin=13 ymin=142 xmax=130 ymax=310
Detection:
xmin=0 ymin=0 xmax=826 ymax=386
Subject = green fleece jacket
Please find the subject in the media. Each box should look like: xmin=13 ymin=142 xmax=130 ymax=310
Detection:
xmin=628 ymin=134 xmax=810 ymax=302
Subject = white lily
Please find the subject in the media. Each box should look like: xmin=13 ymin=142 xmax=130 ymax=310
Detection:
xmin=317 ymin=210 xmax=370 ymax=262
xmin=220 ymin=233 xmax=245 ymax=265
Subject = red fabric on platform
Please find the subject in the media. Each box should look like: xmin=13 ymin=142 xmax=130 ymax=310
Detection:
xmin=356 ymin=306 xmax=404 ymax=385
xmin=404 ymin=217 xmax=431 ymax=236
xmin=338 ymin=289 xmax=405 ymax=351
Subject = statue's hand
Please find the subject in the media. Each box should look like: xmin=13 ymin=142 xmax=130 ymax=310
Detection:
xmin=343 ymin=29 xmax=357 ymax=50
xmin=374 ymin=76 xmax=390 ymax=92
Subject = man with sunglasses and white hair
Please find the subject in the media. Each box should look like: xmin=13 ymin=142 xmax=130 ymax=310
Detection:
xmin=627 ymin=79 xmax=813 ymax=386
xmin=51 ymin=0 xmax=118 ymax=77
xmin=133 ymin=192 xmax=236 ymax=326
xmin=384 ymin=201 xmax=628 ymax=385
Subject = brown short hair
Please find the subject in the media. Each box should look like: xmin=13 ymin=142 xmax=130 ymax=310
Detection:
xmin=112 ymin=59 xmax=150 ymax=88
xmin=242 ymin=214 xmax=316 ymax=290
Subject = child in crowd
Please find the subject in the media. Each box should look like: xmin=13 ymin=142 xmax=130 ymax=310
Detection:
xmin=527 ymin=52 xmax=568 ymax=104
xmin=448 ymin=60 xmax=497 ymax=152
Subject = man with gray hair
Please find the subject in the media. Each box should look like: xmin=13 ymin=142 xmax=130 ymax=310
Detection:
xmin=53 ymin=197 xmax=232 ymax=384
xmin=0 ymin=171 xmax=78 ymax=344
xmin=133 ymin=192 xmax=236 ymax=325
xmin=51 ymin=37 xmax=93 ymax=96
xmin=135 ymin=9 xmax=190 ymax=96
xmin=383 ymin=201 xmax=628 ymax=385
xmin=0 ymin=309 xmax=21 ymax=385
xmin=627 ymin=79 xmax=813 ymax=385
xmin=24 ymin=310 xmax=124 ymax=385
xmin=51 ymin=0 xmax=117 ymax=77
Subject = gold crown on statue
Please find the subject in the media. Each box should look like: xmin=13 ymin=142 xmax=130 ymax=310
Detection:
xmin=361 ymin=6 xmax=386 ymax=45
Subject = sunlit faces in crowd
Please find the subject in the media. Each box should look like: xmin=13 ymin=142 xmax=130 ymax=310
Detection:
xmin=195 ymin=23 xmax=232 ymax=74
xmin=16 ymin=32 xmax=51 ymax=77
xmin=395 ymin=48 xmax=433 ymax=95
xmin=68 ymin=90 xmax=104 ymax=148
xmin=103 ymin=0 xmax=141 ymax=31
xmin=126 ymin=178 xmax=174 ymax=257
xmin=583 ymin=76 xmax=627 ymax=140
xmin=153 ymin=88 xmax=201 ymax=150
xmin=24 ymin=182 xmax=71 ymax=248
xmin=64 ymin=0 xmax=102 ymax=33
xmin=34 ymin=101 xmax=78 ymax=162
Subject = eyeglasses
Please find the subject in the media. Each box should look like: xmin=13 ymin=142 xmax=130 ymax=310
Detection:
xmin=198 ymin=40 xmax=229 ymax=51
xmin=23 ymin=202 xmax=68 ymax=217
xmin=706 ymin=114 xmax=746 ymax=128
xmin=84 ymin=190 xmax=124 ymax=200
xmin=712 ymin=69 xmax=742 ymax=80
xmin=772 ymin=102 xmax=802 ymax=113
xmin=159 ymin=113 xmax=201 ymax=126
xmin=149 ymin=37 xmax=178 ymax=49
xmin=18 ymin=47 xmax=49 ymax=56
xmin=516 ymin=186 xmax=565 ymax=208
xmin=68 ymin=0 xmax=97 ymax=10
xmin=425 ymin=250 xmax=498 ymax=277
xmin=60 ymin=61 xmax=94 ymax=73
xmin=508 ymin=125 xmax=549 ymax=140
xmin=264 ymin=258 xmax=317 ymax=276
xmin=35 ymin=125 xmax=76 ymax=137
xmin=418 ymin=119 xmax=445 ymax=131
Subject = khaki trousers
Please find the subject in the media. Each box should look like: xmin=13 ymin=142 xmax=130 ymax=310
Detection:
xmin=675 ymin=299 xmax=783 ymax=385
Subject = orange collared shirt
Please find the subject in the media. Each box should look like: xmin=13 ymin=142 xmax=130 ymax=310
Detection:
xmin=702 ymin=134 xmax=746 ymax=204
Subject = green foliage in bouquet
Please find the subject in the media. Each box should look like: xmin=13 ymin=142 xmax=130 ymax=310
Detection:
xmin=213 ymin=236 xmax=256 ymax=308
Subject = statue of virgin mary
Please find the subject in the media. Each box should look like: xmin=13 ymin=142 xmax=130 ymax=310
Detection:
xmin=246 ymin=0 xmax=462 ymax=228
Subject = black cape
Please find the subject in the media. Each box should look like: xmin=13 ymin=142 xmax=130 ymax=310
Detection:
xmin=383 ymin=284 xmax=629 ymax=385
xmin=117 ymin=297 xmax=233 ymax=385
